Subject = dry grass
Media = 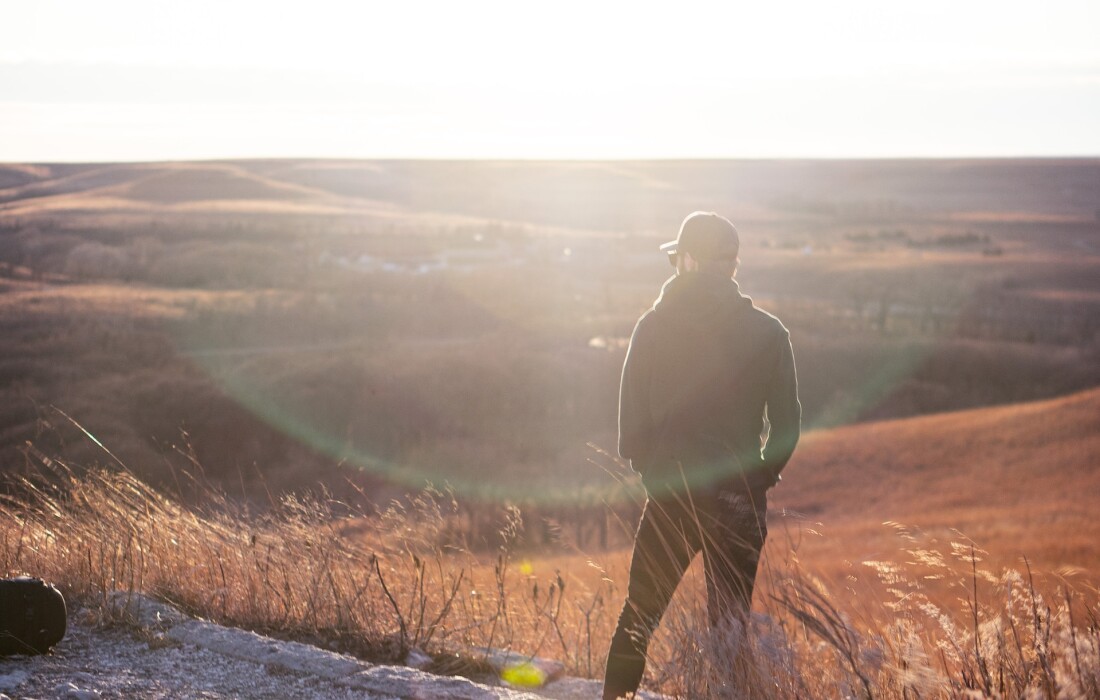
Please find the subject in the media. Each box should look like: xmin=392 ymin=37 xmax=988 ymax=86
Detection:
xmin=2 ymin=155 xmax=1099 ymax=696
xmin=2 ymin=454 xmax=1098 ymax=699
xmin=774 ymin=386 xmax=1100 ymax=577
xmin=0 ymin=456 xmax=622 ymax=674
xmin=0 ymin=278 xmax=267 ymax=319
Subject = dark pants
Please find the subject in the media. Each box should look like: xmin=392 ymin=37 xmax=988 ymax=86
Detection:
xmin=603 ymin=484 xmax=767 ymax=700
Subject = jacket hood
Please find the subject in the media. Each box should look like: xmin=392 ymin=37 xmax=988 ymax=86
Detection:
xmin=652 ymin=272 xmax=754 ymax=320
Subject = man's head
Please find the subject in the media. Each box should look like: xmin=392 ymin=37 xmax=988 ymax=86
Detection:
xmin=660 ymin=211 xmax=740 ymax=277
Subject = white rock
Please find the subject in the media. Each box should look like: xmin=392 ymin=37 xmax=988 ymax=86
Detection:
xmin=405 ymin=647 xmax=433 ymax=670
xmin=54 ymin=681 xmax=101 ymax=699
xmin=166 ymin=620 xmax=364 ymax=679
xmin=482 ymin=648 xmax=566 ymax=686
xmin=0 ymin=671 xmax=28 ymax=693
xmin=538 ymin=677 xmax=667 ymax=700
xmin=106 ymin=591 xmax=188 ymax=628
xmin=65 ymin=592 xmax=669 ymax=699
xmin=345 ymin=664 xmax=542 ymax=699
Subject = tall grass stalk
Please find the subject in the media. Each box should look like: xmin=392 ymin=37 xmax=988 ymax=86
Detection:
xmin=2 ymin=459 xmax=1097 ymax=698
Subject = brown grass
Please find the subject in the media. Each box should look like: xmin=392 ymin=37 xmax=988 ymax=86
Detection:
xmin=17 ymin=377 xmax=1095 ymax=698
xmin=3 ymin=446 xmax=1098 ymax=698
xmin=0 ymin=278 xmax=264 ymax=319
xmin=1 ymin=158 xmax=1099 ymax=695
xmin=775 ymin=386 xmax=1100 ymax=577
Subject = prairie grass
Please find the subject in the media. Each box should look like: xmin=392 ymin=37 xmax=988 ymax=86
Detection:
xmin=643 ymin=516 xmax=1100 ymax=699
xmin=0 ymin=456 xmax=622 ymax=674
xmin=2 ymin=456 xmax=1098 ymax=699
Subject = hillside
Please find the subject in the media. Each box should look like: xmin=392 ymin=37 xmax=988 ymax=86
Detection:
xmin=0 ymin=157 xmax=1097 ymax=513
xmin=774 ymin=385 xmax=1100 ymax=574
xmin=3 ymin=158 xmax=1099 ymax=229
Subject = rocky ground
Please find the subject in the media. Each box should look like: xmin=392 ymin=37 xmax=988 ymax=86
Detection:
xmin=0 ymin=594 xmax=663 ymax=700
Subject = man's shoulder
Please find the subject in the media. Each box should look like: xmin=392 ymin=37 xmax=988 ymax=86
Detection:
xmin=633 ymin=305 xmax=663 ymax=330
xmin=636 ymin=297 xmax=788 ymax=332
xmin=745 ymin=305 xmax=790 ymax=337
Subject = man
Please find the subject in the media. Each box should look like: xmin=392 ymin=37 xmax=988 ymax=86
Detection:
xmin=603 ymin=212 xmax=800 ymax=699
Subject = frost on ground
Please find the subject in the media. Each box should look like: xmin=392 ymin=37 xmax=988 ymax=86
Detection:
xmin=0 ymin=594 xmax=663 ymax=700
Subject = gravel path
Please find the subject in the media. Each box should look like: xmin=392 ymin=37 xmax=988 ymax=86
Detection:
xmin=0 ymin=595 xmax=655 ymax=700
xmin=0 ymin=618 xmax=381 ymax=700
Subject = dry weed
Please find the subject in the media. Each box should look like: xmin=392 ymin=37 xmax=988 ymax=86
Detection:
xmin=2 ymin=458 xmax=1097 ymax=698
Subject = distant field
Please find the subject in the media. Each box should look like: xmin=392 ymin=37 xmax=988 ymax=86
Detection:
xmin=1 ymin=158 xmax=1097 ymax=515
xmin=772 ymin=385 xmax=1100 ymax=576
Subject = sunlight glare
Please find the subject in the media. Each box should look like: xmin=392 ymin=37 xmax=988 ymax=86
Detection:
xmin=2 ymin=0 xmax=1098 ymax=159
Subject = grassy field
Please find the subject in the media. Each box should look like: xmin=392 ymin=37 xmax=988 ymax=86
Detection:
xmin=3 ymin=386 xmax=1099 ymax=697
xmin=775 ymin=386 xmax=1100 ymax=576
xmin=2 ymin=159 xmax=1098 ymax=500
xmin=1 ymin=158 xmax=1099 ymax=696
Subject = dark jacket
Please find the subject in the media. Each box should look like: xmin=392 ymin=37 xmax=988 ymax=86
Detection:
xmin=618 ymin=271 xmax=800 ymax=493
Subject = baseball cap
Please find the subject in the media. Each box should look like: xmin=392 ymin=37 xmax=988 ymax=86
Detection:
xmin=660 ymin=211 xmax=740 ymax=260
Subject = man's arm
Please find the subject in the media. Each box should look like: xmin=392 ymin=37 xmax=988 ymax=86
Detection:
xmin=762 ymin=329 xmax=801 ymax=482
xmin=618 ymin=317 xmax=653 ymax=464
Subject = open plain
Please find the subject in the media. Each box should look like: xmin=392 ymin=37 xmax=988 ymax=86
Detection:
xmin=1 ymin=158 xmax=1098 ymax=697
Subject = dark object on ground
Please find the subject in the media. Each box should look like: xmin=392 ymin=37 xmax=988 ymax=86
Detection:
xmin=0 ymin=576 xmax=67 ymax=655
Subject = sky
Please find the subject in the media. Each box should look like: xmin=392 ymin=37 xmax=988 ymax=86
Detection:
xmin=2 ymin=0 xmax=1099 ymax=161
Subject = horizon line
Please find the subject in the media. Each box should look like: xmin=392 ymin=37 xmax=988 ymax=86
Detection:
xmin=6 ymin=153 xmax=1100 ymax=166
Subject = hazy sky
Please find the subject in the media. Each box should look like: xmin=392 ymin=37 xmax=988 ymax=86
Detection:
xmin=2 ymin=0 xmax=1099 ymax=161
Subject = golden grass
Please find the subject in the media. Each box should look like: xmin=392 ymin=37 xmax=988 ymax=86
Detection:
xmin=948 ymin=211 xmax=1091 ymax=224
xmin=775 ymin=387 xmax=1100 ymax=577
xmin=2 ymin=387 xmax=1098 ymax=697
xmin=0 ymin=279 xmax=271 ymax=320
xmin=3 ymin=455 xmax=1098 ymax=699
xmin=1022 ymin=288 xmax=1100 ymax=304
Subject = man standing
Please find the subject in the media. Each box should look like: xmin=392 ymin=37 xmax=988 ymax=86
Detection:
xmin=603 ymin=212 xmax=800 ymax=699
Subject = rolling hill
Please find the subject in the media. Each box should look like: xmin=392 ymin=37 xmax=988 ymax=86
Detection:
xmin=3 ymin=158 xmax=1099 ymax=230
xmin=774 ymin=385 xmax=1100 ymax=574
xmin=0 ymin=158 xmax=1096 ymax=562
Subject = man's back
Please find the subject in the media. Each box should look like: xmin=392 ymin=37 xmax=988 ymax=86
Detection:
xmin=618 ymin=270 xmax=800 ymax=493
